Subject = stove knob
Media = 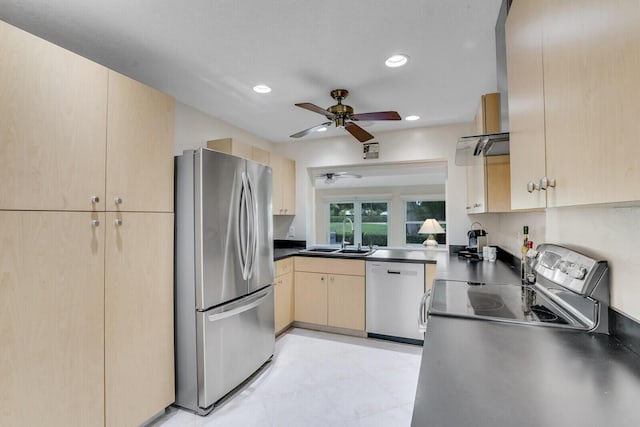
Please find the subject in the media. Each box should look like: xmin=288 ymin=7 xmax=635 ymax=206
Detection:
xmin=557 ymin=261 xmax=570 ymax=273
xmin=568 ymin=266 xmax=587 ymax=280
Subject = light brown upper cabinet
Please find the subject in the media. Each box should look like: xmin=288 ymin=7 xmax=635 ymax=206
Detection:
xmin=465 ymin=93 xmax=511 ymax=213
xmin=0 ymin=211 xmax=105 ymax=427
xmin=506 ymin=0 xmax=548 ymax=210
xmin=507 ymin=0 xmax=640 ymax=208
xmin=0 ymin=21 xmax=108 ymax=211
xmin=271 ymin=152 xmax=296 ymax=215
xmin=106 ymin=72 xmax=175 ymax=212
xmin=206 ymin=138 xmax=270 ymax=165
xmin=105 ymin=212 xmax=174 ymax=427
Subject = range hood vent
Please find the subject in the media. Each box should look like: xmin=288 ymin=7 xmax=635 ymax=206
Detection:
xmin=456 ymin=0 xmax=511 ymax=167
xmin=454 ymin=133 xmax=509 ymax=166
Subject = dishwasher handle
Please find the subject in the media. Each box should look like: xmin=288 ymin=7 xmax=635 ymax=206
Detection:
xmin=418 ymin=289 xmax=432 ymax=333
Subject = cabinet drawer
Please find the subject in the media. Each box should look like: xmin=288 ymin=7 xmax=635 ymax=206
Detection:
xmin=275 ymin=257 xmax=293 ymax=277
xmin=294 ymin=257 xmax=364 ymax=276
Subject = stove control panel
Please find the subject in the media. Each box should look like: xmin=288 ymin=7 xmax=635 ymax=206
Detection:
xmin=532 ymin=244 xmax=606 ymax=296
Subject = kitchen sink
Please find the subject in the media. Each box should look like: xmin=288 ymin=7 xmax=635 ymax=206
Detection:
xmin=299 ymin=247 xmax=376 ymax=256
xmin=300 ymin=247 xmax=340 ymax=253
xmin=336 ymin=248 xmax=374 ymax=255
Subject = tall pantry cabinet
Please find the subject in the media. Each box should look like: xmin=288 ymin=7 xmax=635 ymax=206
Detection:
xmin=0 ymin=20 xmax=175 ymax=427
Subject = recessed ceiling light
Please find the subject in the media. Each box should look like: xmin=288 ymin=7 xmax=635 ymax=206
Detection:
xmin=385 ymin=54 xmax=409 ymax=68
xmin=253 ymin=84 xmax=271 ymax=94
xmin=405 ymin=115 xmax=420 ymax=121
xmin=317 ymin=127 xmax=328 ymax=132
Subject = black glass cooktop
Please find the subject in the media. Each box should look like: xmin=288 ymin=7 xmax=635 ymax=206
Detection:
xmin=429 ymin=280 xmax=581 ymax=328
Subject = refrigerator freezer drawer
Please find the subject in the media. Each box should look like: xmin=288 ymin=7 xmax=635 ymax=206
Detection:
xmin=196 ymin=286 xmax=275 ymax=411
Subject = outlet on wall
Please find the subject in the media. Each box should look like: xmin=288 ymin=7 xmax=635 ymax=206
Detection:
xmin=287 ymin=226 xmax=295 ymax=238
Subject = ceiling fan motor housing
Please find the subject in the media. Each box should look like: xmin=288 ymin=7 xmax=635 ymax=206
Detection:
xmin=327 ymin=90 xmax=353 ymax=127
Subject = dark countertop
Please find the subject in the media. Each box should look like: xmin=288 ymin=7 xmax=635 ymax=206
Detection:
xmin=432 ymin=253 xmax=521 ymax=284
xmin=411 ymin=316 xmax=640 ymax=427
xmin=273 ymin=248 xmax=303 ymax=261
xmin=274 ymin=247 xmax=445 ymax=264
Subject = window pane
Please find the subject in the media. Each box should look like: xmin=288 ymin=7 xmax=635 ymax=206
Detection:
xmin=406 ymin=200 xmax=445 ymax=222
xmin=361 ymin=202 xmax=388 ymax=246
xmin=405 ymin=200 xmax=446 ymax=245
xmin=329 ymin=202 xmax=354 ymax=244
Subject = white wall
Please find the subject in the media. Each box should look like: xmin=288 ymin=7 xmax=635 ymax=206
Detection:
xmin=272 ymin=122 xmax=475 ymax=246
xmin=481 ymin=206 xmax=640 ymax=322
xmin=173 ymin=102 xmax=275 ymax=155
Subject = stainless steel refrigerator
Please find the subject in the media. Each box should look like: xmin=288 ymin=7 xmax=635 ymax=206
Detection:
xmin=174 ymin=148 xmax=275 ymax=415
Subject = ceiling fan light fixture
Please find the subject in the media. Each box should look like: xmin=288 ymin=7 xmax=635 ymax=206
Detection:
xmin=385 ymin=54 xmax=409 ymax=68
xmin=252 ymin=84 xmax=271 ymax=94
xmin=405 ymin=115 xmax=420 ymax=121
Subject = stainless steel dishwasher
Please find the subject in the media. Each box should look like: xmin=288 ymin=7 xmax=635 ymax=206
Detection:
xmin=366 ymin=261 xmax=425 ymax=344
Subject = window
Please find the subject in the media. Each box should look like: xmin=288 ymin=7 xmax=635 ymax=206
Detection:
xmin=405 ymin=200 xmax=446 ymax=245
xmin=329 ymin=201 xmax=388 ymax=246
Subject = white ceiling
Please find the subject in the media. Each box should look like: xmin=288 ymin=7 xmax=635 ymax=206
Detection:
xmin=0 ymin=0 xmax=503 ymax=143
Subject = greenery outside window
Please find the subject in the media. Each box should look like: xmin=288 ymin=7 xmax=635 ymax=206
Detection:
xmin=329 ymin=201 xmax=388 ymax=246
xmin=405 ymin=200 xmax=446 ymax=245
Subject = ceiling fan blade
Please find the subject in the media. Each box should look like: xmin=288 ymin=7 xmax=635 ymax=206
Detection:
xmin=290 ymin=122 xmax=333 ymax=139
xmin=295 ymin=103 xmax=336 ymax=119
xmin=344 ymin=122 xmax=374 ymax=142
xmin=351 ymin=111 xmax=401 ymax=121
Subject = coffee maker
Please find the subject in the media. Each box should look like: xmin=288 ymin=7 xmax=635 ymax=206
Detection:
xmin=458 ymin=222 xmax=488 ymax=261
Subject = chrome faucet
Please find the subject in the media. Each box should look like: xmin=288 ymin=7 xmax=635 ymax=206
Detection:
xmin=342 ymin=217 xmax=354 ymax=249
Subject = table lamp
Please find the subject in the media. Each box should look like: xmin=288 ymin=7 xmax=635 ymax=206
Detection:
xmin=418 ymin=219 xmax=444 ymax=247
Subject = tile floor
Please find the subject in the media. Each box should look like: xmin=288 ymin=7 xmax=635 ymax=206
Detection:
xmin=151 ymin=328 xmax=422 ymax=427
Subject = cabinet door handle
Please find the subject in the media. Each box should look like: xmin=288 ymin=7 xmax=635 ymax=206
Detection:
xmin=539 ymin=176 xmax=556 ymax=191
xmin=320 ymin=276 xmax=325 ymax=281
xmin=527 ymin=181 xmax=539 ymax=193
xmin=473 ymin=203 xmax=482 ymax=208
xmin=91 ymin=219 xmax=100 ymax=227
xmin=91 ymin=196 xmax=100 ymax=204
xmin=114 ymin=197 xmax=123 ymax=205
xmin=114 ymin=218 xmax=123 ymax=226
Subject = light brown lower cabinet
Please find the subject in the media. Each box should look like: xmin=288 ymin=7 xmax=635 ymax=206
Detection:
xmin=0 ymin=211 xmax=105 ymax=427
xmin=294 ymin=258 xmax=365 ymax=331
xmin=105 ymin=212 xmax=174 ymax=427
xmin=327 ymin=274 xmax=365 ymax=330
xmin=294 ymin=271 xmax=328 ymax=325
xmin=274 ymin=271 xmax=294 ymax=334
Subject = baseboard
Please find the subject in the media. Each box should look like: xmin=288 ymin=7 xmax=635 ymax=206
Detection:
xmin=291 ymin=321 xmax=367 ymax=338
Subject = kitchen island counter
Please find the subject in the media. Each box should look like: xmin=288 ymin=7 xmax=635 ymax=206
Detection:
xmin=411 ymin=315 xmax=640 ymax=427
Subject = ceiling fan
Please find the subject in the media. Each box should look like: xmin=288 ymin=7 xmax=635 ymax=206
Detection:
xmin=291 ymin=89 xmax=401 ymax=143
xmin=315 ymin=172 xmax=363 ymax=185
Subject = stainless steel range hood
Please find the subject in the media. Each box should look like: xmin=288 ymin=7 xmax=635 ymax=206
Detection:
xmin=455 ymin=132 xmax=509 ymax=166
xmin=456 ymin=0 xmax=511 ymax=167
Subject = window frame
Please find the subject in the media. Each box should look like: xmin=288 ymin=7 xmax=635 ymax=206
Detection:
xmin=327 ymin=199 xmax=390 ymax=247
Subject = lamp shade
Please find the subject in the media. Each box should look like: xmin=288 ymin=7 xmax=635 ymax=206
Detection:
xmin=418 ymin=219 xmax=444 ymax=234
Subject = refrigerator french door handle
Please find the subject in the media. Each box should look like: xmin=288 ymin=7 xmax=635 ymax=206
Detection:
xmin=206 ymin=287 xmax=272 ymax=322
xmin=245 ymin=174 xmax=259 ymax=280
xmin=239 ymin=173 xmax=250 ymax=280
